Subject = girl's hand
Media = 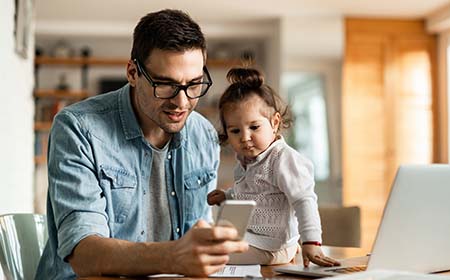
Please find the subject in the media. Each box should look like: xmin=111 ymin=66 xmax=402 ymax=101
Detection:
xmin=301 ymin=244 xmax=341 ymax=267
xmin=207 ymin=190 xmax=226 ymax=206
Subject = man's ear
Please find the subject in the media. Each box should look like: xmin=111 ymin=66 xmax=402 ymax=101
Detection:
xmin=271 ymin=112 xmax=281 ymax=133
xmin=126 ymin=59 xmax=138 ymax=87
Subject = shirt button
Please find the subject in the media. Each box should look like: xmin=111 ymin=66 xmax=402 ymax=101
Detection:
xmin=176 ymin=227 xmax=180 ymax=233
xmin=171 ymin=191 xmax=175 ymax=196
xmin=167 ymin=153 xmax=172 ymax=160
xmin=141 ymin=230 xmax=145 ymax=235
xmin=143 ymin=190 xmax=146 ymax=195
xmin=197 ymin=179 xmax=201 ymax=185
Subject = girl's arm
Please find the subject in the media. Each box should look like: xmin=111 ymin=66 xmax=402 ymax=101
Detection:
xmin=276 ymin=149 xmax=322 ymax=243
xmin=276 ymin=147 xmax=339 ymax=267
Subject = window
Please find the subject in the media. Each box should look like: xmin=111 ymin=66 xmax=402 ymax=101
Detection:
xmin=283 ymin=73 xmax=330 ymax=181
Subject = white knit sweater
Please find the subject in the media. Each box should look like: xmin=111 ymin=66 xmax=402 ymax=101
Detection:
xmin=225 ymin=137 xmax=322 ymax=251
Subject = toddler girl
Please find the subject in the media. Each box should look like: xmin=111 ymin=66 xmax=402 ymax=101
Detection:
xmin=207 ymin=67 xmax=340 ymax=267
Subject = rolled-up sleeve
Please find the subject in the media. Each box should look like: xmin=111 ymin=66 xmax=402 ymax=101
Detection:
xmin=48 ymin=110 xmax=109 ymax=261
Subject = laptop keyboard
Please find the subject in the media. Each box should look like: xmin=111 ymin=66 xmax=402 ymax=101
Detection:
xmin=325 ymin=265 xmax=367 ymax=274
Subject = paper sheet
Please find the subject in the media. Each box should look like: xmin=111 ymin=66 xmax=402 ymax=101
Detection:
xmin=148 ymin=265 xmax=262 ymax=278
xmin=210 ymin=265 xmax=262 ymax=277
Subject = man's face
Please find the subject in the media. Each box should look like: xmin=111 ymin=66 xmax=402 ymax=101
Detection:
xmin=131 ymin=49 xmax=204 ymax=134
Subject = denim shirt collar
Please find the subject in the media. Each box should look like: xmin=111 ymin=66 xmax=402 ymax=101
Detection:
xmin=118 ymin=84 xmax=186 ymax=149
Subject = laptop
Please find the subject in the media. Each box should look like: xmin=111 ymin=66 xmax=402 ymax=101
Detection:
xmin=275 ymin=164 xmax=450 ymax=277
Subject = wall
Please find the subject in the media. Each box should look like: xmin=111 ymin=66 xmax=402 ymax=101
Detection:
xmin=281 ymin=16 xmax=343 ymax=61
xmin=0 ymin=1 xmax=35 ymax=278
xmin=280 ymin=16 xmax=344 ymax=206
xmin=0 ymin=1 xmax=35 ymax=213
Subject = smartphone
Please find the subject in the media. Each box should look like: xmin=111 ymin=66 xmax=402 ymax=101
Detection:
xmin=215 ymin=200 xmax=256 ymax=240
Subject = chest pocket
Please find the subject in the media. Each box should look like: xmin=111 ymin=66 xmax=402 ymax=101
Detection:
xmin=184 ymin=169 xmax=216 ymax=222
xmin=100 ymin=166 xmax=137 ymax=224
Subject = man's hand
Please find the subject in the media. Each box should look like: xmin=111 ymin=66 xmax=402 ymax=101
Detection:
xmin=207 ymin=190 xmax=226 ymax=206
xmin=301 ymin=244 xmax=341 ymax=267
xmin=168 ymin=220 xmax=248 ymax=276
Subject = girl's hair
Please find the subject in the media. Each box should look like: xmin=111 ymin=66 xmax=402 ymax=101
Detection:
xmin=218 ymin=67 xmax=292 ymax=144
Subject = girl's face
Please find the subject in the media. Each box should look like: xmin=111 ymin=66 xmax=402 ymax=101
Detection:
xmin=223 ymin=94 xmax=280 ymax=160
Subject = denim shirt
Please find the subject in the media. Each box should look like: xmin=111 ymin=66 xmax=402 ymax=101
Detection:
xmin=35 ymin=84 xmax=220 ymax=280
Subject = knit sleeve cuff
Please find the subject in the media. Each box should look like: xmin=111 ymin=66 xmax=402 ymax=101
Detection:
xmin=224 ymin=188 xmax=236 ymax=200
xmin=300 ymin=229 xmax=322 ymax=244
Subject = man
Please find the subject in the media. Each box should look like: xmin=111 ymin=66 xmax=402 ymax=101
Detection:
xmin=36 ymin=9 xmax=248 ymax=279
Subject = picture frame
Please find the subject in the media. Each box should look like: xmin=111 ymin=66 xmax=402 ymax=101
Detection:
xmin=14 ymin=0 xmax=34 ymax=59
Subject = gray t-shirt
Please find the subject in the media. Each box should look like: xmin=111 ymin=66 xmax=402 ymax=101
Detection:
xmin=147 ymin=141 xmax=172 ymax=241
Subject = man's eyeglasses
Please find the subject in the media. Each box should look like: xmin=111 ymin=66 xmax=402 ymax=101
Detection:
xmin=133 ymin=58 xmax=213 ymax=99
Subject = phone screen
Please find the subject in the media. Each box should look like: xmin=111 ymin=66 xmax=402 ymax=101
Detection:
xmin=215 ymin=200 xmax=256 ymax=239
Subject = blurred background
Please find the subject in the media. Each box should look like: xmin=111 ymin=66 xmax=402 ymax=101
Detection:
xmin=1 ymin=0 xmax=450 ymax=252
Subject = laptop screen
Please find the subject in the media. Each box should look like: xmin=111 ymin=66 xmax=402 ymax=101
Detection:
xmin=368 ymin=164 xmax=450 ymax=273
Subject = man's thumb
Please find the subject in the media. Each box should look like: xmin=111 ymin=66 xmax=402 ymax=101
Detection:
xmin=194 ymin=219 xmax=211 ymax=229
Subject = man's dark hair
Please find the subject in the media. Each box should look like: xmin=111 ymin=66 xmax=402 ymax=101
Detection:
xmin=131 ymin=9 xmax=206 ymax=66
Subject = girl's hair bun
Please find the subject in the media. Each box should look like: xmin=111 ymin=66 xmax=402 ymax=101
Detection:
xmin=226 ymin=67 xmax=263 ymax=89
xmin=218 ymin=66 xmax=292 ymax=145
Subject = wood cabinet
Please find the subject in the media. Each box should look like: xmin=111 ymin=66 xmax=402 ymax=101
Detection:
xmin=342 ymin=18 xmax=438 ymax=250
xmin=33 ymin=56 xmax=127 ymax=164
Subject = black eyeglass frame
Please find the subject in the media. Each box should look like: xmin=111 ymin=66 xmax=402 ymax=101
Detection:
xmin=133 ymin=58 xmax=213 ymax=99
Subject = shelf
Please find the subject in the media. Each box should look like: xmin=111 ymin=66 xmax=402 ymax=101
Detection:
xmin=34 ymin=89 xmax=89 ymax=100
xmin=34 ymin=121 xmax=52 ymax=131
xmin=35 ymin=56 xmax=128 ymax=66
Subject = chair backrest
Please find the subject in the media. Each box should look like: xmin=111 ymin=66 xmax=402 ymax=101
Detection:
xmin=0 ymin=214 xmax=48 ymax=280
xmin=319 ymin=206 xmax=361 ymax=247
